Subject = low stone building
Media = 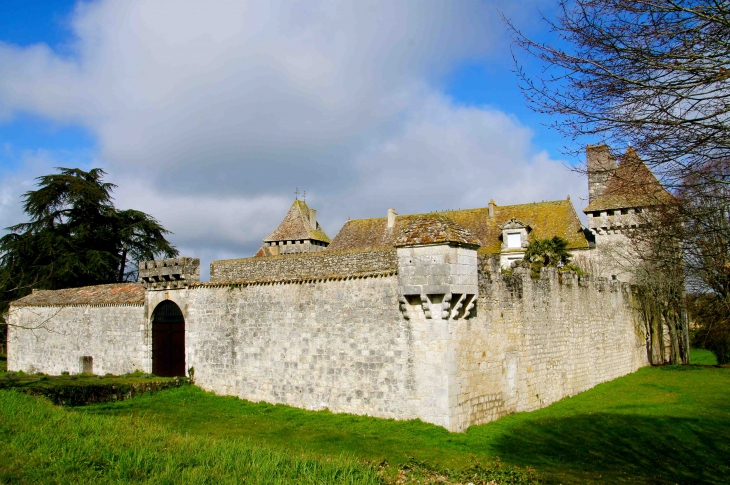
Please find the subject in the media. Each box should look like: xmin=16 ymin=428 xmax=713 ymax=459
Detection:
xmin=7 ymin=146 xmax=661 ymax=432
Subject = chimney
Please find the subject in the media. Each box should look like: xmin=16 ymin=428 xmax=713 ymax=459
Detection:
xmin=309 ymin=208 xmax=317 ymax=228
xmin=388 ymin=208 xmax=397 ymax=229
xmin=488 ymin=199 xmax=495 ymax=219
xmin=587 ymin=144 xmax=616 ymax=203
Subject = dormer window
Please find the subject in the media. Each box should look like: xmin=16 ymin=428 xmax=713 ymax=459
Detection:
xmin=507 ymin=232 xmax=521 ymax=248
xmin=499 ymin=218 xmax=531 ymax=252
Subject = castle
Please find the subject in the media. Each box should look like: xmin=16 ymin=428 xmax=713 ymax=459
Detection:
xmin=7 ymin=146 xmax=669 ymax=432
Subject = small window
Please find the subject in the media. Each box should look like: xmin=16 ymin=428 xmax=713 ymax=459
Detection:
xmin=607 ymin=210 xmax=614 ymax=216
xmin=636 ymin=207 xmax=643 ymax=213
xmin=507 ymin=233 xmax=521 ymax=248
xmin=621 ymin=209 xmax=629 ymax=215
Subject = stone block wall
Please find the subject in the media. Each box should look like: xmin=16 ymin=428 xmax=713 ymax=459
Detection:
xmin=184 ymin=276 xmax=424 ymax=420
xmin=447 ymin=259 xmax=647 ymax=431
xmin=7 ymin=304 xmax=148 ymax=375
xmin=397 ymin=245 xmax=478 ymax=296
xmin=210 ymin=248 xmax=397 ymax=283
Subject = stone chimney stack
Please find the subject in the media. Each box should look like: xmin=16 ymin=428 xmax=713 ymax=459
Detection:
xmin=388 ymin=208 xmax=397 ymax=229
xmin=309 ymin=208 xmax=317 ymax=228
xmin=488 ymin=199 xmax=495 ymax=219
xmin=587 ymin=144 xmax=616 ymax=204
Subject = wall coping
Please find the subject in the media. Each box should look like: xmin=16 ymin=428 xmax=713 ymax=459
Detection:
xmin=191 ymin=269 xmax=397 ymax=288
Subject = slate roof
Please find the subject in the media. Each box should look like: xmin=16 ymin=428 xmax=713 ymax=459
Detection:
xmin=328 ymin=199 xmax=589 ymax=254
xmin=11 ymin=283 xmax=145 ymax=307
xmin=263 ymin=200 xmax=331 ymax=243
xmin=395 ymin=213 xmax=481 ymax=248
xmin=584 ymin=148 xmax=674 ymax=212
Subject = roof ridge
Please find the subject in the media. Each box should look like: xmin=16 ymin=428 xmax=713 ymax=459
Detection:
xmin=344 ymin=200 xmax=572 ymax=224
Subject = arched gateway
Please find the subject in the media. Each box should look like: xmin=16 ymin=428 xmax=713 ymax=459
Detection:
xmin=151 ymin=300 xmax=185 ymax=377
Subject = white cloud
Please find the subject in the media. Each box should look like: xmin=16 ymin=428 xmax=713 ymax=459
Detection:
xmin=0 ymin=0 xmax=587 ymax=279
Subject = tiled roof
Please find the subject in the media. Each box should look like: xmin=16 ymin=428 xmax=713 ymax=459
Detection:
xmin=584 ymin=148 xmax=674 ymax=212
xmin=395 ymin=213 xmax=480 ymax=248
xmin=11 ymin=283 xmax=145 ymax=307
xmin=263 ymin=200 xmax=331 ymax=243
xmin=328 ymin=199 xmax=589 ymax=254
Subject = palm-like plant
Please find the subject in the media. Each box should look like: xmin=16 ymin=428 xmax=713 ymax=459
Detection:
xmin=523 ymin=236 xmax=573 ymax=276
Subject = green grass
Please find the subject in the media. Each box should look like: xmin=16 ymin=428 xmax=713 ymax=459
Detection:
xmin=79 ymin=365 xmax=730 ymax=484
xmin=0 ymin=369 xmax=177 ymax=388
xmin=0 ymin=390 xmax=383 ymax=485
xmin=691 ymin=347 xmax=719 ymax=365
xmin=2 ymin=363 xmax=728 ymax=484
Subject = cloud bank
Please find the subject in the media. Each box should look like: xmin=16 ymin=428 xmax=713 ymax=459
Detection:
xmin=0 ymin=0 xmax=586 ymax=278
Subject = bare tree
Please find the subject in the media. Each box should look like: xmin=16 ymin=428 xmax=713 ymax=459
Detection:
xmin=506 ymin=0 xmax=730 ymax=188
xmin=508 ymin=0 xmax=730 ymax=364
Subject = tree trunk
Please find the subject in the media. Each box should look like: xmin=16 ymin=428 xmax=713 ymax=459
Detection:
xmin=665 ymin=308 xmax=681 ymax=365
xmin=118 ymin=244 xmax=128 ymax=282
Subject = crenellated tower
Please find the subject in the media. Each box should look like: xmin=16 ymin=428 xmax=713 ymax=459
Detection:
xmin=583 ymin=146 xmax=673 ymax=280
xmin=255 ymin=199 xmax=331 ymax=257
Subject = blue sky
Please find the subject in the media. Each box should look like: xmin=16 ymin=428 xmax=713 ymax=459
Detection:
xmin=0 ymin=0 xmax=586 ymax=277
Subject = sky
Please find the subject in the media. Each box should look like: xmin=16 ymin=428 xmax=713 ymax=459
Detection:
xmin=0 ymin=0 xmax=589 ymax=280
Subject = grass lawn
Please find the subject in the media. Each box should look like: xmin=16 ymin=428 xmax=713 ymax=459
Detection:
xmin=0 ymin=390 xmax=384 ymax=485
xmin=70 ymin=364 xmax=730 ymax=485
xmin=691 ymin=347 xmax=719 ymax=365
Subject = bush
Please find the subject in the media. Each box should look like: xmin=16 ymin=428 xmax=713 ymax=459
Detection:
xmin=693 ymin=325 xmax=730 ymax=365
xmin=687 ymin=293 xmax=730 ymax=364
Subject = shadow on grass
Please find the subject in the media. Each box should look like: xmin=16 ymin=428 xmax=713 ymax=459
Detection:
xmin=492 ymin=413 xmax=730 ymax=484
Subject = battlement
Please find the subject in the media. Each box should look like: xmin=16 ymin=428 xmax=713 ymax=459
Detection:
xmin=138 ymin=257 xmax=200 ymax=290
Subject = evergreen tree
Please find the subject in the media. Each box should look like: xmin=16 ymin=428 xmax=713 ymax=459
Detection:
xmin=0 ymin=168 xmax=177 ymax=320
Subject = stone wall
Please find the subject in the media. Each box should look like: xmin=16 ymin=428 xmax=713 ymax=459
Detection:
xmin=183 ymin=256 xmax=646 ymax=431
xmin=7 ymin=250 xmax=647 ymax=432
xmin=7 ymin=304 xmax=148 ymax=375
xmin=447 ymin=258 xmax=647 ymax=430
xmin=210 ymin=248 xmax=397 ymax=283
xmin=183 ymin=275 xmax=424 ymax=420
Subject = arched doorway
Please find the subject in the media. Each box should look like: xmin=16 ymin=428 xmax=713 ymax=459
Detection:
xmin=152 ymin=300 xmax=185 ymax=377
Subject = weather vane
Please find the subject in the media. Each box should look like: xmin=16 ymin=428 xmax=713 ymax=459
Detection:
xmin=303 ymin=190 xmax=306 ymax=202
xmin=294 ymin=187 xmax=299 ymax=200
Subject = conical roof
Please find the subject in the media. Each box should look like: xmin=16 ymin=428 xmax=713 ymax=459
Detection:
xmin=584 ymin=148 xmax=674 ymax=212
xmin=263 ymin=200 xmax=331 ymax=243
xmin=395 ymin=213 xmax=481 ymax=248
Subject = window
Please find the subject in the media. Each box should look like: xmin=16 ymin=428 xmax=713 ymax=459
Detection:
xmin=621 ymin=209 xmax=629 ymax=215
xmin=507 ymin=233 xmax=521 ymax=248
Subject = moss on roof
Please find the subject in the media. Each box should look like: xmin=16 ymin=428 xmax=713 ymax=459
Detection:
xmin=263 ymin=200 xmax=331 ymax=243
xmin=11 ymin=283 xmax=145 ymax=307
xmin=395 ymin=213 xmax=480 ymax=248
xmin=584 ymin=148 xmax=674 ymax=212
xmin=328 ymin=199 xmax=589 ymax=254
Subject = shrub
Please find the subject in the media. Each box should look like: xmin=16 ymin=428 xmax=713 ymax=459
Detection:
xmin=523 ymin=236 xmax=573 ymax=278
xmin=687 ymin=293 xmax=730 ymax=364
